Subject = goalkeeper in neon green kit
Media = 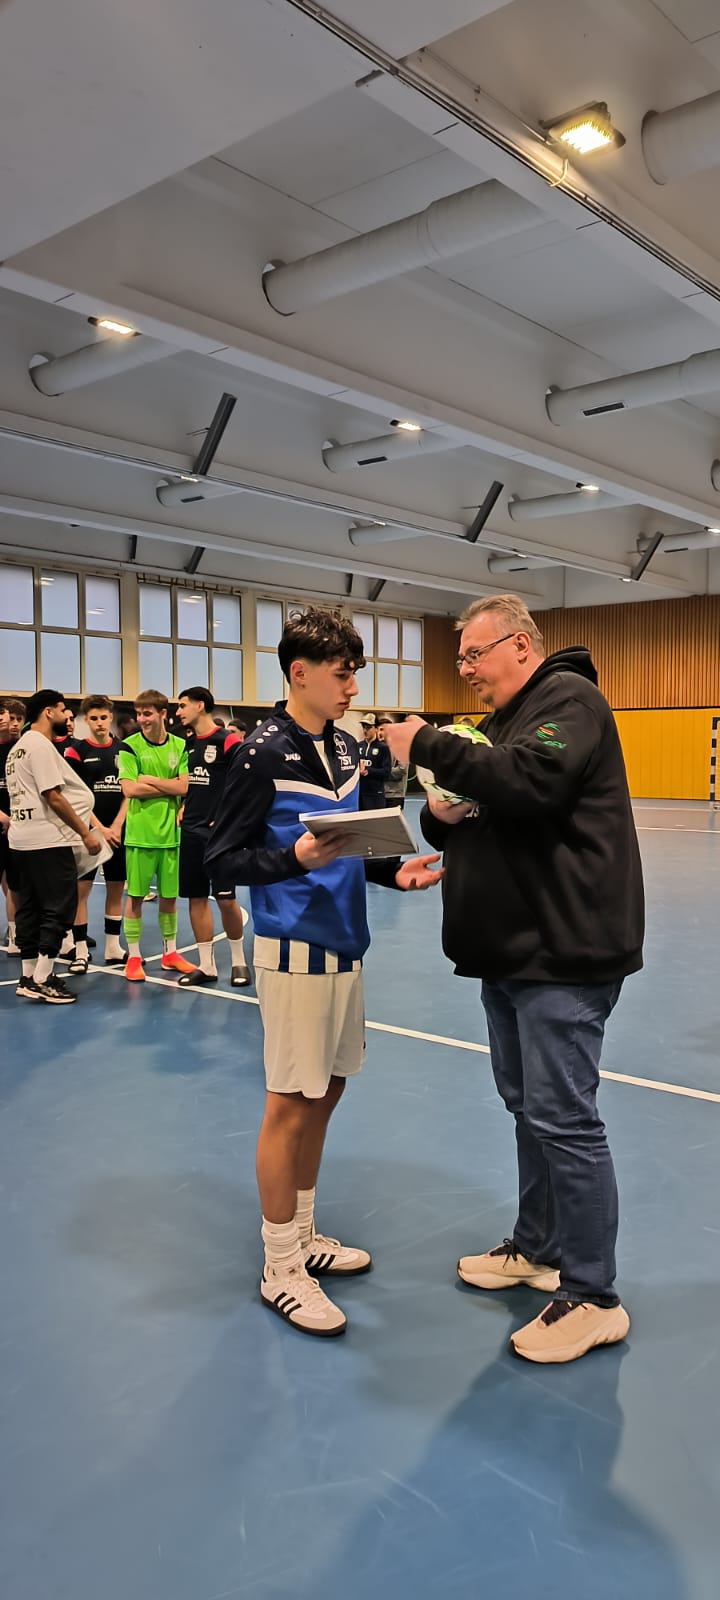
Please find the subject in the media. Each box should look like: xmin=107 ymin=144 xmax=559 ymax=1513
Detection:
xmin=117 ymin=688 xmax=194 ymax=982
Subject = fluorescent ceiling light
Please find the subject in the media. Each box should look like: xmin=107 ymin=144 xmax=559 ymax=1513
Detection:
xmin=706 ymin=525 xmax=720 ymax=534
xmin=577 ymin=482 xmax=601 ymax=493
xmin=40 ymin=576 xmax=54 ymax=585
xmin=620 ymin=576 xmax=633 ymax=583
xmin=88 ymin=316 xmax=136 ymax=337
xmin=391 ymin=419 xmax=422 ymax=433
xmin=541 ymin=103 xmax=625 ymax=155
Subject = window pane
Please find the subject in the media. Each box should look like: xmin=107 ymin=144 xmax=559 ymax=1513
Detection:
xmin=176 ymin=644 xmax=209 ymax=691
xmin=41 ymin=632 xmax=80 ymax=694
xmin=256 ymin=599 xmax=283 ymax=649
xmin=41 ymin=571 xmax=78 ymax=629
xmin=255 ymin=651 xmax=283 ymax=703
xmin=352 ymin=613 xmax=374 ymax=656
xmin=176 ymin=590 xmax=207 ymax=642
xmin=85 ymin=575 xmax=120 ymax=633
xmin=84 ymin=635 xmax=122 ymax=696
xmin=138 ymin=640 xmax=173 ymax=694
xmin=0 ymin=627 xmax=35 ymax=690
xmin=139 ymin=584 xmax=171 ymax=638
xmin=212 ymin=647 xmax=243 ymax=702
xmin=355 ymin=661 xmax=374 ymax=706
xmin=376 ymin=661 xmax=398 ymax=706
xmin=402 ymin=619 xmax=422 ymax=662
xmin=377 ymin=615 xmax=398 ymax=659
xmin=213 ymin=593 xmax=241 ymax=646
xmin=0 ymin=566 xmax=33 ymax=626
xmin=400 ymin=664 xmax=423 ymax=709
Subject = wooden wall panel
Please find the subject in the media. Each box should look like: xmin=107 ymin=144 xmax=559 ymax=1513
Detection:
xmin=536 ymin=595 xmax=720 ymax=709
xmin=423 ymin=595 xmax=720 ymax=713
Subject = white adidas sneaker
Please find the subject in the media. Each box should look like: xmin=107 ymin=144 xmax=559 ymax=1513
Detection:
xmin=305 ymin=1233 xmax=372 ymax=1277
xmin=260 ymin=1263 xmax=347 ymax=1337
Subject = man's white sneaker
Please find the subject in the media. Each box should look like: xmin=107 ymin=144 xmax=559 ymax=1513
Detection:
xmin=305 ymin=1234 xmax=372 ymax=1277
xmin=457 ymin=1238 xmax=560 ymax=1292
xmin=260 ymin=1263 xmax=347 ymax=1336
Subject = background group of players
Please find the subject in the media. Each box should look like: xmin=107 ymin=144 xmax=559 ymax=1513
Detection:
xmin=0 ymin=687 xmax=251 ymax=1002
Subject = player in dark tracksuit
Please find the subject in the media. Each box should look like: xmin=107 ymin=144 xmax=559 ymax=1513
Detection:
xmin=63 ymin=694 xmax=128 ymax=969
xmin=175 ymin=686 xmax=250 ymax=987
xmin=358 ymin=713 xmax=392 ymax=809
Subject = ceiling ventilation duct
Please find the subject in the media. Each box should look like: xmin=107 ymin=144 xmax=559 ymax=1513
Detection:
xmin=156 ymin=477 xmax=240 ymax=508
xmin=263 ymin=181 xmax=539 ymax=315
xmin=323 ymin=430 xmax=461 ymax=472
xmin=487 ymin=553 xmax=557 ymax=573
xmin=29 ymin=335 xmax=171 ymax=396
xmin=642 ymin=90 xmax=720 ymax=185
xmin=508 ymin=488 xmax=628 ymax=520
xmin=637 ymin=527 xmax=720 ymax=554
xmin=348 ymin=522 xmax=431 ymax=548
xmin=546 ymin=348 xmax=720 ymax=425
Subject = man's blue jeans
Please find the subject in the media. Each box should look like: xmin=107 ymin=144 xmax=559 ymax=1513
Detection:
xmin=481 ymin=979 xmax=622 ymax=1308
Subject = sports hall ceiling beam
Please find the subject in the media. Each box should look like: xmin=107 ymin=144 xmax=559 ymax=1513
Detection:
xmin=0 ymin=493 xmax=542 ymax=604
xmin=0 ymin=417 xmax=695 ymax=597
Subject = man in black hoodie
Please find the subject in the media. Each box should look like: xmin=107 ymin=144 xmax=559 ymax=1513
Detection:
xmin=385 ymin=595 xmax=643 ymax=1364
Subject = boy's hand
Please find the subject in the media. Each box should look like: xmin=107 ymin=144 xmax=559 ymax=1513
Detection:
xmin=395 ymin=853 xmax=444 ymax=890
xmin=294 ymin=831 xmax=346 ymax=870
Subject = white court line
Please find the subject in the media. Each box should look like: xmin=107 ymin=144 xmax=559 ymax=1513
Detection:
xmin=88 ymin=963 xmax=720 ymax=1104
xmin=636 ymin=826 xmax=718 ymax=834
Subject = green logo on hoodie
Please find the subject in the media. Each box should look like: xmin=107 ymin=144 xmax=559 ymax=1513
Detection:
xmin=535 ymin=722 xmax=566 ymax=749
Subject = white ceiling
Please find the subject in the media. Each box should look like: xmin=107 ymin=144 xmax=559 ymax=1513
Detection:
xmin=2 ymin=0 xmax=720 ymax=615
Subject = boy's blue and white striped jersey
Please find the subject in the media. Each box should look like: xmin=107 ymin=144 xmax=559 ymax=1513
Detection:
xmin=205 ymin=703 xmax=399 ymax=967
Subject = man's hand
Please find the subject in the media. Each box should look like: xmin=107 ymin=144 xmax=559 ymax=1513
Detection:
xmin=395 ymin=853 xmax=444 ymax=891
xmin=383 ymin=715 xmax=427 ymax=766
xmin=427 ymin=794 xmax=474 ymax=825
xmin=106 ymin=821 xmax=124 ymax=847
xmin=294 ymin=830 xmax=346 ymax=870
xmin=84 ymin=831 xmax=103 ymax=857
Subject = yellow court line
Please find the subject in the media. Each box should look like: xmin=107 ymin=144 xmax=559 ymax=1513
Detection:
xmin=93 ymin=966 xmax=720 ymax=1104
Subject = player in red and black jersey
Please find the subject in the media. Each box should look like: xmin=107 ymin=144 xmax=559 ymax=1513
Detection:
xmin=63 ymin=695 xmax=127 ymax=969
xmin=53 ymin=707 xmax=76 ymax=754
xmin=175 ymin=686 xmax=250 ymax=987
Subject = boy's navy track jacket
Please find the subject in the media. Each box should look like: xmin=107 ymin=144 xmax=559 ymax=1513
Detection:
xmin=205 ymin=703 xmax=402 ymax=967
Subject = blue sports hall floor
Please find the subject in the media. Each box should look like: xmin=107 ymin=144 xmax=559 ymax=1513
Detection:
xmin=1 ymin=797 xmax=719 ymax=1600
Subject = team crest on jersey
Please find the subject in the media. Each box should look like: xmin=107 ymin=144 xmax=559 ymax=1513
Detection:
xmin=205 ymin=744 xmax=217 ymax=763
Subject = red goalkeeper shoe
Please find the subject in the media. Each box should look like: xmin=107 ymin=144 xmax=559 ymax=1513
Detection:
xmin=160 ymin=951 xmax=195 ymax=975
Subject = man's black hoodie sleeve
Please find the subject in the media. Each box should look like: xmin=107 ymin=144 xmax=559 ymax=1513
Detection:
xmin=411 ymin=696 xmax=601 ymax=819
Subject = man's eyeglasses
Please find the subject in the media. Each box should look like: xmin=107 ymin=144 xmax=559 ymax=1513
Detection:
xmin=456 ymin=632 xmax=516 ymax=671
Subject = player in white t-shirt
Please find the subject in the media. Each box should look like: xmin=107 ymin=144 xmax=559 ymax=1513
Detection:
xmin=7 ymin=690 xmax=103 ymax=1004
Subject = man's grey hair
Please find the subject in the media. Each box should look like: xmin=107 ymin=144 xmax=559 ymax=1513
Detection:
xmin=455 ymin=594 xmax=545 ymax=655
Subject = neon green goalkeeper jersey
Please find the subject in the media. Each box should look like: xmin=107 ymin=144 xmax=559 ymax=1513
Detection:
xmin=117 ymin=730 xmax=188 ymax=848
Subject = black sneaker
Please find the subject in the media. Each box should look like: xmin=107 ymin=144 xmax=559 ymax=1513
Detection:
xmin=38 ymin=975 xmax=77 ymax=1005
xmin=16 ymin=975 xmax=44 ymax=1000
